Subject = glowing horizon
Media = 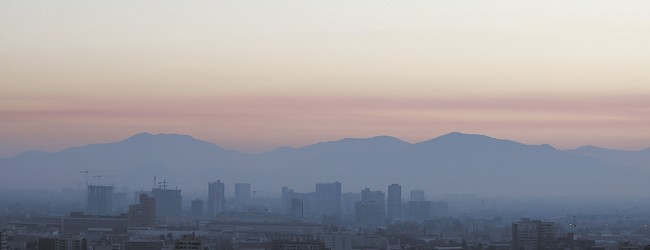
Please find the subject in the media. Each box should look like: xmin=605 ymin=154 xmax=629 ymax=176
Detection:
xmin=1 ymin=0 xmax=649 ymax=157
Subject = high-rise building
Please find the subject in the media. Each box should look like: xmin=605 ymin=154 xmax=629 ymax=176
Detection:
xmin=341 ymin=192 xmax=360 ymax=216
xmin=234 ymin=183 xmax=251 ymax=206
xmin=207 ymin=181 xmax=225 ymax=217
xmin=410 ymin=189 xmax=425 ymax=201
xmin=512 ymin=218 xmax=556 ymax=250
xmin=281 ymin=186 xmax=295 ymax=214
xmin=191 ymin=199 xmax=203 ymax=217
xmin=314 ymin=182 xmax=342 ymax=217
xmin=127 ymin=193 xmax=156 ymax=227
xmin=387 ymin=184 xmax=401 ymax=221
xmin=361 ymin=188 xmax=385 ymax=203
xmin=151 ymin=188 xmax=182 ymax=217
xmin=1 ymin=230 xmax=8 ymax=250
xmin=290 ymin=198 xmax=304 ymax=219
xmin=87 ymin=185 xmax=114 ymax=215
xmin=356 ymin=188 xmax=385 ymax=227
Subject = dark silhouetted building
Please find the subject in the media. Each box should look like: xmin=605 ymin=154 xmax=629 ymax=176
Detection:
xmin=387 ymin=184 xmax=401 ymax=221
xmin=128 ymin=193 xmax=156 ymax=227
xmin=208 ymin=180 xmax=225 ymax=217
xmin=151 ymin=187 xmax=182 ymax=218
xmin=87 ymin=185 xmax=114 ymax=215
xmin=38 ymin=237 xmax=57 ymax=250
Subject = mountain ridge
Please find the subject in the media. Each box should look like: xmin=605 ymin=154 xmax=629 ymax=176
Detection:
xmin=1 ymin=132 xmax=648 ymax=196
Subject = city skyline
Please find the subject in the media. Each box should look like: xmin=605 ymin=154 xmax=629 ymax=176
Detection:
xmin=2 ymin=1 xmax=650 ymax=157
xmin=2 ymin=1 xmax=650 ymax=248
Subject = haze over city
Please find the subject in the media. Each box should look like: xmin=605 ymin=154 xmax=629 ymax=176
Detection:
xmin=2 ymin=1 xmax=650 ymax=250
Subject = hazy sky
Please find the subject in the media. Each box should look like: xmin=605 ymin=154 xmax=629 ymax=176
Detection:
xmin=1 ymin=0 xmax=649 ymax=157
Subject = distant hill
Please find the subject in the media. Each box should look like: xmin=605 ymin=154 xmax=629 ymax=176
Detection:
xmin=566 ymin=146 xmax=650 ymax=172
xmin=0 ymin=132 xmax=647 ymax=197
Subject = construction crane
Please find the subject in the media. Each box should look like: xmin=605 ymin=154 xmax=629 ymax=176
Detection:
xmin=252 ymin=190 xmax=262 ymax=200
xmin=79 ymin=171 xmax=89 ymax=186
xmin=155 ymin=179 xmax=188 ymax=190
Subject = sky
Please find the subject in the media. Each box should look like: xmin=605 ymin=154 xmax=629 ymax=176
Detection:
xmin=1 ymin=0 xmax=650 ymax=157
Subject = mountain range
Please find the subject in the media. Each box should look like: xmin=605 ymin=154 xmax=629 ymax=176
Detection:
xmin=1 ymin=132 xmax=648 ymax=197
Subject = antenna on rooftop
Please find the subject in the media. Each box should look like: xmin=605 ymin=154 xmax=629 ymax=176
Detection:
xmin=158 ymin=180 xmax=168 ymax=190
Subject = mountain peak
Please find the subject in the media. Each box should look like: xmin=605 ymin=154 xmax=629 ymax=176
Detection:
xmin=418 ymin=132 xmax=503 ymax=144
xmin=127 ymin=132 xmax=154 ymax=140
xmin=439 ymin=131 xmax=487 ymax=139
xmin=124 ymin=132 xmax=196 ymax=143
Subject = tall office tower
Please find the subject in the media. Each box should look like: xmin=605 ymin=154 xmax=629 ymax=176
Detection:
xmin=512 ymin=218 xmax=557 ymax=250
xmin=361 ymin=188 xmax=385 ymax=203
xmin=387 ymin=184 xmax=402 ymax=221
xmin=87 ymin=185 xmax=114 ymax=215
xmin=281 ymin=186 xmax=295 ymax=214
xmin=314 ymin=182 xmax=342 ymax=217
xmin=410 ymin=189 xmax=425 ymax=201
xmin=356 ymin=188 xmax=386 ymax=228
xmin=234 ymin=183 xmax=251 ymax=204
xmin=128 ymin=193 xmax=156 ymax=227
xmin=341 ymin=192 xmax=361 ymax=216
xmin=207 ymin=180 xmax=225 ymax=217
xmin=191 ymin=199 xmax=204 ymax=217
xmin=151 ymin=188 xmax=182 ymax=217
xmin=294 ymin=192 xmax=315 ymax=217
xmin=290 ymin=198 xmax=304 ymax=219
